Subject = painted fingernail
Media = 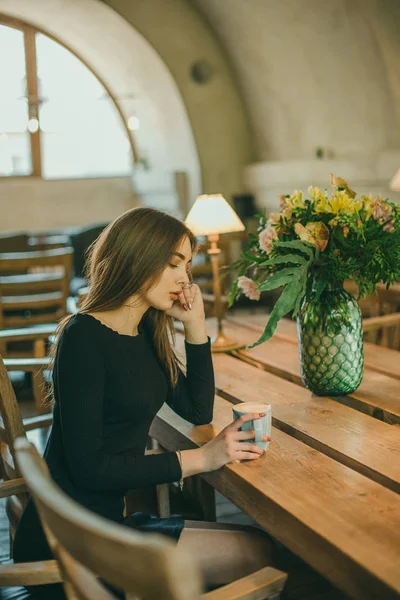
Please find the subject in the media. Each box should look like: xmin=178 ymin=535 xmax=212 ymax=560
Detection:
xmin=183 ymin=303 xmax=188 ymax=311
xmin=188 ymin=302 xmax=193 ymax=310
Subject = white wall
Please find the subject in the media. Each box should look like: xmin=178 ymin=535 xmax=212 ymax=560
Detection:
xmin=192 ymin=0 xmax=400 ymax=212
xmin=192 ymin=0 xmax=400 ymax=162
xmin=0 ymin=177 xmax=137 ymax=232
xmin=245 ymin=152 xmax=400 ymax=215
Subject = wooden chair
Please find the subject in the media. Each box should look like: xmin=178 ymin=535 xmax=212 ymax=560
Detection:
xmin=0 ymin=479 xmax=62 ymax=589
xmin=28 ymin=233 xmax=71 ymax=251
xmin=2 ymin=437 xmax=287 ymax=600
xmin=0 ymin=232 xmax=29 ymax=254
xmin=0 ymin=350 xmax=53 ymax=549
xmin=0 ymin=324 xmax=56 ymax=412
xmin=362 ymin=313 xmax=400 ymax=350
xmin=0 ymin=251 xmax=73 ymax=409
xmin=344 ymin=281 xmax=400 ymax=349
xmin=0 ymin=247 xmax=73 ymax=334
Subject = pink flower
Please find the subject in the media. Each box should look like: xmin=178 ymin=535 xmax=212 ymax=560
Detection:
xmin=383 ymin=219 xmax=395 ymax=233
xmin=372 ymin=196 xmax=392 ymax=224
xmin=259 ymin=224 xmax=278 ymax=254
xmin=237 ymin=276 xmax=261 ymax=301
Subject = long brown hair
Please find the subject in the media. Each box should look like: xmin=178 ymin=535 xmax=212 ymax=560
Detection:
xmin=48 ymin=207 xmax=198 ymax=403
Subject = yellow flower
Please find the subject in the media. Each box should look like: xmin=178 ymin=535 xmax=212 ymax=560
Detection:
xmin=362 ymin=194 xmax=375 ymax=219
xmin=327 ymin=191 xmax=363 ymax=215
xmin=329 ymin=191 xmax=352 ymax=214
xmin=315 ymin=195 xmax=332 ymax=214
xmin=294 ymin=221 xmax=330 ymax=252
xmin=287 ymin=189 xmax=304 ymax=209
xmin=330 ymin=173 xmax=356 ymax=199
xmin=308 ymin=186 xmax=328 ymax=204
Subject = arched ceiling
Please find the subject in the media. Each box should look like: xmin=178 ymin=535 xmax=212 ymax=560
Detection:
xmin=190 ymin=0 xmax=400 ymax=162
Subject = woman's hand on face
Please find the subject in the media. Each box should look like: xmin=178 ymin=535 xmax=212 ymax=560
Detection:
xmin=200 ymin=413 xmax=271 ymax=472
xmin=166 ymin=283 xmax=205 ymax=323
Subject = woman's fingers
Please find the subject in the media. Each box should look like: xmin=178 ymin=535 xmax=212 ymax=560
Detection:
xmin=226 ymin=413 xmax=265 ymax=432
xmin=190 ymin=284 xmax=198 ymax=306
xmin=178 ymin=291 xmax=188 ymax=310
xmin=235 ymin=443 xmax=264 ymax=454
xmin=235 ymin=430 xmax=271 ymax=442
xmin=179 ymin=284 xmax=196 ymax=310
xmin=235 ymin=451 xmax=264 ymax=461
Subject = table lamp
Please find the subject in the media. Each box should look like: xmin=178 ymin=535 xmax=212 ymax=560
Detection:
xmin=185 ymin=193 xmax=245 ymax=352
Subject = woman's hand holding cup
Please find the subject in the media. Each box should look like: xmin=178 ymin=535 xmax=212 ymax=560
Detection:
xmin=200 ymin=413 xmax=271 ymax=472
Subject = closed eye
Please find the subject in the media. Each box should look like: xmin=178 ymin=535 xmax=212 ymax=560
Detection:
xmin=169 ymin=264 xmax=193 ymax=275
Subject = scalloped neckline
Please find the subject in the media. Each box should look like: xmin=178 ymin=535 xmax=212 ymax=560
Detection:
xmin=78 ymin=312 xmax=143 ymax=339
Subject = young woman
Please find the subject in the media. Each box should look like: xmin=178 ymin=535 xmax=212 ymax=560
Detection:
xmin=13 ymin=207 xmax=273 ymax=598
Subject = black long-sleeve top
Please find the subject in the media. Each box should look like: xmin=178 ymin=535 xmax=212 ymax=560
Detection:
xmin=43 ymin=312 xmax=214 ymax=522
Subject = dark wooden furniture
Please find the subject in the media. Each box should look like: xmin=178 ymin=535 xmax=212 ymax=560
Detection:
xmin=3 ymin=438 xmax=287 ymax=600
xmin=0 ymin=350 xmax=52 ymax=552
xmin=0 ymin=247 xmax=73 ymax=332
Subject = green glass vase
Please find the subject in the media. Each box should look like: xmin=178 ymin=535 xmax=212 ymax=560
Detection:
xmin=297 ymin=284 xmax=364 ymax=396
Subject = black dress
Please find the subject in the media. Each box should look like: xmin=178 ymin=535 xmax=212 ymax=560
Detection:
xmin=13 ymin=313 xmax=214 ymax=599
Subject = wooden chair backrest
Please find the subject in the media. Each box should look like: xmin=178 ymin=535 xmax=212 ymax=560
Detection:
xmin=362 ymin=313 xmax=400 ymax=350
xmin=344 ymin=281 xmax=400 ymax=349
xmin=0 ymin=247 xmax=73 ymax=329
xmin=0 ymin=233 xmax=29 ymax=254
xmin=15 ymin=438 xmax=202 ymax=600
xmin=0 ymin=353 xmax=28 ymax=504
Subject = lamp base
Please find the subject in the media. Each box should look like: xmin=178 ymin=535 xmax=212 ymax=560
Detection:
xmin=211 ymin=332 xmax=244 ymax=353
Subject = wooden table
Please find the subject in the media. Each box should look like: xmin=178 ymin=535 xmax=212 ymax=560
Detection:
xmin=151 ymin=317 xmax=400 ymax=600
xmin=227 ymin=316 xmax=400 ymax=424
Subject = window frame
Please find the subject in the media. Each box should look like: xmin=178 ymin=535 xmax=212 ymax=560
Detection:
xmin=0 ymin=12 xmax=138 ymax=179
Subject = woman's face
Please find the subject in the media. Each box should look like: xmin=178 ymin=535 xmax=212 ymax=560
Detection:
xmin=144 ymin=236 xmax=193 ymax=311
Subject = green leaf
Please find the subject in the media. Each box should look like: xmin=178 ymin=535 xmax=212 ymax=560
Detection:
xmin=247 ymin=279 xmax=303 ymax=348
xmin=260 ymin=253 xmax=308 ymax=268
xmin=257 ymin=268 xmax=299 ymax=292
xmin=241 ymin=250 xmax=266 ymax=264
xmin=292 ymin=272 xmax=308 ymax=316
xmin=314 ymin=271 xmax=330 ymax=301
xmin=274 ymin=240 xmax=315 ymax=261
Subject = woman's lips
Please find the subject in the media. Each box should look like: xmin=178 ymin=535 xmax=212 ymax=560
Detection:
xmin=170 ymin=292 xmax=180 ymax=300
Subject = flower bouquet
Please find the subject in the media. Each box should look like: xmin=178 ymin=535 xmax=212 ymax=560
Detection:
xmin=229 ymin=175 xmax=400 ymax=395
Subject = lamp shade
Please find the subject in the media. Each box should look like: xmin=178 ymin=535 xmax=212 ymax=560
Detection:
xmin=390 ymin=168 xmax=400 ymax=191
xmin=185 ymin=194 xmax=245 ymax=236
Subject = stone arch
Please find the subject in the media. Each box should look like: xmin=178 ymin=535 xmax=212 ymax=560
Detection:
xmin=0 ymin=0 xmax=252 ymax=207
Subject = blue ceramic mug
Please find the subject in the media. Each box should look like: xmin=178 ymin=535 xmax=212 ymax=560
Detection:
xmin=232 ymin=402 xmax=272 ymax=451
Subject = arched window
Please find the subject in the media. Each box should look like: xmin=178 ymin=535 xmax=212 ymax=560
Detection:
xmin=0 ymin=15 xmax=135 ymax=179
